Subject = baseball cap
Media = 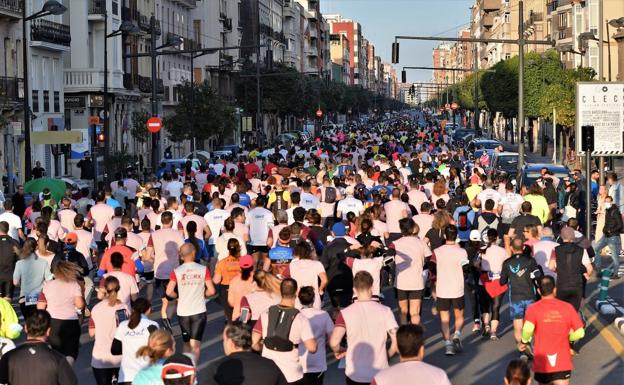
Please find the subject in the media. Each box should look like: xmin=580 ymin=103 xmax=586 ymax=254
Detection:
xmin=114 ymin=227 xmax=128 ymax=239
xmin=239 ymin=255 xmax=254 ymax=269
xmin=161 ymin=353 xmax=195 ymax=381
xmin=332 ymin=222 xmax=346 ymax=237
xmin=469 ymin=229 xmax=481 ymax=242
xmin=65 ymin=232 xmax=78 ymax=244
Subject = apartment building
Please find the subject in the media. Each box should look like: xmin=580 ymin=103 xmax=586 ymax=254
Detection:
xmin=283 ymin=0 xmax=304 ymax=71
xmin=326 ymin=14 xmax=366 ymax=87
xmin=0 ymin=0 xmax=24 ymax=182
xmin=329 ymin=31 xmax=350 ymax=84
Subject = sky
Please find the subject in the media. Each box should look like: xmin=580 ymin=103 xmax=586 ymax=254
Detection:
xmin=320 ymin=0 xmax=474 ymax=83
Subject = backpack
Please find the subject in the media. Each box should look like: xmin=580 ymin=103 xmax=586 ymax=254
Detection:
xmin=272 ymin=191 xmax=287 ymax=215
xmin=263 ymin=305 xmax=300 ymax=352
xmin=457 ymin=208 xmax=472 ymax=231
xmin=324 ymin=187 xmax=337 ymax=204
xmin=354 ymin=183 xmax=369 ymax=201
xmin=478 ymin=215 xmax=499 ymax=242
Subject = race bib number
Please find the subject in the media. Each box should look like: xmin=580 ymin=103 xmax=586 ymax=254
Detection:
xmin=25 ymin=293 xmax=39 ymax=306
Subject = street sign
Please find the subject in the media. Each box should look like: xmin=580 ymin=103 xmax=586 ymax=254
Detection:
xmin=31 ymin=130 xmax=83 ymax=145
xmin=576 ymin=82 xmax=624 ymax=156
xmin=147 ymin=117 xmax=163 ymax=133
xmin=88 ymin=116 xmax=100 ymax=125
xmin=451 ymin=102 xmax=459 ymax=110
xmin=316 ymin=109 xmax=323 ymax=118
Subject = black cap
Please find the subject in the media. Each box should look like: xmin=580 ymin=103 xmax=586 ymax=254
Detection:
xmin=114 ymin=227 xmax=127 ymax=239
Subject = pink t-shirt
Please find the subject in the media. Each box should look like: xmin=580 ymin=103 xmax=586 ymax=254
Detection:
xmin=47 ymin=219 xmax=65 ymax=241
xmin=57 ymin=209 xmax=77 ymax=233
xmin=298 ymin=308 xmax=334 ymax=373
xmin=40 ymin=279 xmax=82 ymax=320
xmin=288 ymin=259 xmax=325 ymax=309
xmin=253 ymin=310 xmax=315 ymax=383
xmin=89 ymin=203 xmax=115 ymax=240
xmin=432 ymin=244 xmax=469 ymax=299
xmin=346 ymin=257 xmax=384 ymax=296
xmin=335 ymin=301 xmax=398 ymax=383
xmin=407 ymin=189 xmax=427 ymax=210
xmin=233 ymin=222 xmax=249 ymax=240
xmin=481 ymin=245 xmax=508 ymax=274
xmin=74 ymin=229 xmax=95 ymax=269
xmin=89 ymin=301 xmax=129 ymax=369
xmin=240 ymin=290 xmax=281 ymax=321
xmin=391 ymin=236 xmax=432 ymax=291
xmin=372 ymin=220 xmax=388 ymax=238
xmin=412 ymin=214 xmax=434 ymax=239
xmin=102 ymin=271 xmax=138 ymax=309
xmin=178 ymin=214 xmax=208 ymax=239
xmin=532 ymin=239 xmax=559 ymax=277
xmin=372 ymin=361 xmax=452 ymax=385
xmin=384 ymin=200 xmax=409 ymax=234
xmin=149 ymin=228 xmax=185 ymax=280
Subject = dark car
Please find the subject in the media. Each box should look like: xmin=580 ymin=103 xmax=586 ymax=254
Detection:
xmin=451 ymin=128 xmax=475 ymax=146
xmin=489 ymin=152 xmax=526 ymax=179
xmin=465 ymin=139 xmax=503 ymax=155
xmin=520 ymin=163 xmax=570 ymax=187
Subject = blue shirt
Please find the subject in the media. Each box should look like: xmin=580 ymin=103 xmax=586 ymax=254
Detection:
xmin=453 ymin=205 xmax=476 ymax=241
xmin=269 ymin=245 xmax=294 ymax=263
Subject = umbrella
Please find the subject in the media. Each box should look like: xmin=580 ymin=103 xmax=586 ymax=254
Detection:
xmin=24 ymin=178 xmax=66 ymax=202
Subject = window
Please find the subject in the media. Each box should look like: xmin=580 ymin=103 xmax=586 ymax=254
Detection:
xmin=503 ymin=12 xmax=511 ymax=23
xmin=559 ymin=13 xmax=567 ymax=29
xmin=43 ymin=90 xmax=49 ymax=112
xmin=54 ymin=91 xmax=60 ymax=112
xmin=32 ymin=90 xmax=39 ymax=112
xmin=112 ymin=1 xmax=118 ymax=15
xmin=505 ymin=53 xmax=512 ymax=60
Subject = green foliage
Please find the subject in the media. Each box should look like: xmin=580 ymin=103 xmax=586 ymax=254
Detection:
xmin=165 ymin=80 xmax=235 ymax=143
xmin=130 ymin=109 xmax=150 ymax=143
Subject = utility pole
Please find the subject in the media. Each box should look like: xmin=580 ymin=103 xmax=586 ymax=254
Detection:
xmin=22 ymin=3 xmax=31 ymax=181
xmin=517 ymin=0 xmax=525 ymax=178
xmin=150 ymin=15 xmax=159 ymax=173
xmin=473 ymin=44 xmax=479 ymax=134
xmin=598 ymin=0 xmax=605 ymax=184
xmin=256 ymin=0 xmax=262 ymax=146
xmin=103 ymin=0 xmax=109 ymax=182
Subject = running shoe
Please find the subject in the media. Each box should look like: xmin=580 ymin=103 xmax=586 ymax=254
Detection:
xmin=482 ymin=325 xmax=491 ymax=338
xmin=472 ymin=320 xmax=481 ymax=333
xmin=452 ymin=332 xmax=463 ymax=352
xmin=489 ymin=333 xmax=499 ymax=341
xmin=445 ymin=341 xmax=455 ymax=356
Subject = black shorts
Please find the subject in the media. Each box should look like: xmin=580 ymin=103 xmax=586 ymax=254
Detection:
xmin=250 ymin=245 xmax=269 ymax=254
xmin=141 ymin=271 xmax=154 ymax=282
xmin=48 ymin=318 xmax=81 ymax=359
xmin=396 ymin=288 xmax=423 ymax=301
xmin=534 ymin=371 xmax=571 ymax=384
xmin=436 ymin=297 xmax=465 ymax=311
xmin=0 ymin=279 xmax=14 ymax=298
xmin=557 ymin=288 xmax=583 ymax=311
xmin=178 ymin=313 xmax=207 ymax=342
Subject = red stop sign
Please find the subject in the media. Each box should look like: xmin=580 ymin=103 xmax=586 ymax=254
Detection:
xmin=146 ymin=117 xmax=162 ymax=133
xmin=316 ymin=109 xmax=323 ymax=118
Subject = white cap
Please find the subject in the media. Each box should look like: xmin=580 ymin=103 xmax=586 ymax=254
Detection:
xmin=469 ymin=229 xmax=481 ymax=241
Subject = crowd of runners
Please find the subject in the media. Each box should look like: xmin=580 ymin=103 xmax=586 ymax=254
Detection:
xmin=0 ymin=109 xmax=617 ymax=385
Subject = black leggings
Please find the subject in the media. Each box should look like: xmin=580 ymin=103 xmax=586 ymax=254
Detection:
xmin=92 ymin=367 xmax=119 ymax=385
xmin=218 ymin=284 xmax=233 ymax=322
xmin=479 ymin=286 xmax=504 ymax=321
xmin=466 ymin=282 xmax=481 ymax=321
xmin=303 ymin=372 xmax=325 ymax=385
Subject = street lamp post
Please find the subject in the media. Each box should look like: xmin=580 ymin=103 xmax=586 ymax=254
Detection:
xmin=22 ymin=0 xmax=67 ymax=181
xmin=103 ymin=19 xmax=140 ymax=182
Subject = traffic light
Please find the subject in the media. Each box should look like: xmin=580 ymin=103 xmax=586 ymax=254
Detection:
xmin=401 ymin=70 xmax=406 ymax=84
xmin=97 ymin=132 xmax=105 ymax=147
xmin=392 ymin=42 xmax=399 ymax=64
xmin=581 ymin=125 xmax=594 ymax=152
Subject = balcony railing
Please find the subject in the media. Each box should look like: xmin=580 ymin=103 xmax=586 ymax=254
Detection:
xmin=0 ymin=76 xmax=24 ymax=102
xmin=137 ymin=75 xmax=164 ymax=94
xmin=31 ymin=19 xmax=71 ymax=47
xmin=558 ymin=26 xmax=573 ymax=40
xmin=88 ymin=0 xmax=105 ymax=15
xmin=0 ymin=0 xmax=22 ymax=18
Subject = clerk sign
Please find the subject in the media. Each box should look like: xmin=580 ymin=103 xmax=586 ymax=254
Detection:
xmin=576 ymin=82 xmax=624 ymax=156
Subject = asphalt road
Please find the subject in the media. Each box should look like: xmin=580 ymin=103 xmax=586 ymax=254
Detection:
xmin=64 ymin=275 xmax=624 ymax=385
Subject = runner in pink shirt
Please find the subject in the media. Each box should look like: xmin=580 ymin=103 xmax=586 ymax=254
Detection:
xmin=330 ymin=271 xmax=398 ymax=385
xmin=372 ymin=324 xmax=451 ymax=385
xmin=88 ymin=192 xmax=115 ymax=243
xmin=57 ymin=198 xmax=77 ymax=233
xmin=285 ymin=242 xmax=327 ymax=310
xmin=383 ymin=189 xmax=409 ymax=241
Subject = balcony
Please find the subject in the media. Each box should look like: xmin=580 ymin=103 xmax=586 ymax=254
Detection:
xmin=121 ymin=6 xmax=139 ymax=22
xmin=0 ymin=77 xmax=24 ymax=104
xmin=482 ymin=13 xmax=494 ymax=28
xmin=307 ymin=9 xmax=318 ymax=21
xmin=88 ymin=0 xmax=105 ymax=20
xmin=307 ymin=46 xmax=318 ymax=57
xmin=0 ymin=0 xmax=22 ymax=20
xmin=220 ymin=54 xmax=234 ymax=69
xmin=558 ymin=26 xmax=573 ymax=40
xmin=138 ymin=75 xmax=164 ymax=94
xmin=31 ymin=19 xmax=71 ymax=49
xmin=172 ymin=0 xmax=196 ymax=8
xmin=310 ymin=28 xmax=318 ymax=39
xmin=547 ymin=1 xmax=557 ymax=13
xmin=139 ymin=14 xmax=150 ymax=31
xmin=64 ymin=69 xmax=124 ymax=92
xmin=482 ymin=0 xmax=501 ymax=12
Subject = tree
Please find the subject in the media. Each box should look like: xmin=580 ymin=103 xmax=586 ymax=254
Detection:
xmin=165 ymin=80 xmax=235 ymax=143
xmin=130 ymin=109 xmax=150 ymax=143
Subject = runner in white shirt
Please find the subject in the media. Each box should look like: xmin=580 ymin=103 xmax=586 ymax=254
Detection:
xmin=336 ymin=187 xmax=365 ymax=220
xmin=476 ymin=181 xmax=502 ymax=208
xmin=246 ymin=196 xmax=275 ymax=256
xmin=0 ymin=200 xmax=24 ymax=241
xmin=166 ymin=243 xmax=216 ymax=362
xmin=204 ymin=198 xmax=230 ymax=255
xmin=300 ymin=181 xmax=320 ymax=211
xmin=330 ymin=271 xmax=398 ymax=384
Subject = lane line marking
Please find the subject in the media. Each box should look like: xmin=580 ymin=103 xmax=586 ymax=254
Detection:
xmin=582 ymin=308 xmax=624 ymax=357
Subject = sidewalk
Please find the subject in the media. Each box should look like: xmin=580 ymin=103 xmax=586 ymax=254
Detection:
xmin=498 ymin=139 xmax=554 ymax=164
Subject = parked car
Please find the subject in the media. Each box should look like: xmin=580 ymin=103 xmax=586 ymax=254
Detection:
xmin=489 ymin=152 xmax=525 ymax=179
xmin=465 ymin=138 xmax=503 ymax=155
xmin=451 ymin=128 xmax=475 ymax=146
xmin=157 ymin=159 xmax=201 ymax=178
xmin=59 ymin=176 xmax=91 ymax=200
xmin=519 ymin=163 xmax=570 ymax=188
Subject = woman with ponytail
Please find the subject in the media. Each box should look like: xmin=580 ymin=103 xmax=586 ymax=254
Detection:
xmin=213 ymin=238 xmax=243 ymax=322
xmin=111 ymin=298 xmax=159 ymax=384
xmin=228 ymin=254 xmax=256 ymax=321
xmin=184 ymin=220 xmax=208 ymax=262
xmin=13 ymin=238 xmax=52 ymax=319
xmin=239 ymin=270 xmax=281 ymax=327
xmin=478 ymin=229 xmax=509 ymax=340
xmin=89 ymin=276 xmax=128 ymax=385
xmin=132 ymin=330 xmax=176 ymax=385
